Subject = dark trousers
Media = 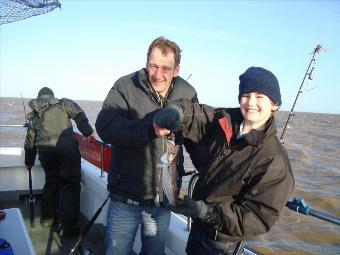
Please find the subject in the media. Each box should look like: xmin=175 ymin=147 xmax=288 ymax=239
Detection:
xmin=38 ymin=144 xmax=81 ymax=226
xmin=186 ymin=225 xmax=238 ymax=255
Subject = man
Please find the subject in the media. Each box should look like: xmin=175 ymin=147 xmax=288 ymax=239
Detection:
xmin=95 ymin=36 xmax=198 ymax=254
xmin=24 ymin=87 xmax=95 ymax=237
xmin=153 ymin=67 xmax=295 ymax=254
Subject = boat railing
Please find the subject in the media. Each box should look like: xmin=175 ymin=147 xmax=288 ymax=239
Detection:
xmin=73 ymin=132 xmax=111 ymax=177
xmin=186 ymin=172 xmax=256 ymax=255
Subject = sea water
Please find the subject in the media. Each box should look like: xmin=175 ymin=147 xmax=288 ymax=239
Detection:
xmin=1 ymin=97 xmax=339 ymax=255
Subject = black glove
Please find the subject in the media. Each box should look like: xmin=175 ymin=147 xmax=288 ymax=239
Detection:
xmin=153 ymin=105 xmax=184 ymax=132
xmin=170 ymin=195 xmax=209 ymax=219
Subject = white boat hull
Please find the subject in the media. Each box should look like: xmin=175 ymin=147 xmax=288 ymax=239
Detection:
xmin=0 ymin=147 xmax=189 ymax=255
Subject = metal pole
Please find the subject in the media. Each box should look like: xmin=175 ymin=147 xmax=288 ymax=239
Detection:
xmin=186 ymin=173 xmax=199 ymax=231
xmin=186 ymin=173 xmax=258 ymax=255
xmin=0 ymin=124 xmax=26 ymax=127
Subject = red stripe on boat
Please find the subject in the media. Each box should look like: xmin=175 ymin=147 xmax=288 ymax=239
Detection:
xmin=74 ymin=132 xmax=111 ymax=172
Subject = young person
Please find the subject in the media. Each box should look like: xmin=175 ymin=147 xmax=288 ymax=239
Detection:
xmin=153 ymin=66 xmax=295 ymax=254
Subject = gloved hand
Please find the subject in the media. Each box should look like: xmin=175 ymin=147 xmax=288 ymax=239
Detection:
xmin=26 ymin=165 xmax=32 ymax=171
xmin=153 ymin=105 xmax=184 ymax=132
xmin=170 ymin=195 xmax=209 ymax=219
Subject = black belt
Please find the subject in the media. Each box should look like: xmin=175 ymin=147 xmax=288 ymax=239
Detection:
xmin=110 ymin=193 xmax=162 ymax=207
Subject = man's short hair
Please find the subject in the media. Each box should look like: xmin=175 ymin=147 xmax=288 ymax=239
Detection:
xmin=147 ymin=36 xmax=182 ymax=66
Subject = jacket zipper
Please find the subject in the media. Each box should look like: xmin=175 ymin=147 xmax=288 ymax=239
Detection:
xmin=199 ymin=144 xmax=228 ymax=186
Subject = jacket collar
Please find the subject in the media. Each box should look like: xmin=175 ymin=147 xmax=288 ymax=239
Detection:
xmin=219 ymin=109 xmax=277 ymax=148
xmin=241 ymin=115 xmax=277 ymax=147
xmin=29 ymin=96 xmax=59 ymax=118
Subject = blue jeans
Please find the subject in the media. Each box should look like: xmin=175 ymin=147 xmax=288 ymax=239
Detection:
xmin=105 ymin=200 xmax=171 ymax=255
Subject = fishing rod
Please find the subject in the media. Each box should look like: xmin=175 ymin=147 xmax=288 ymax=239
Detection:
xmin=69 ymin=194 xmax=111 ymax=255
xmin=17 ymin=93 xmax=41 ymax=227
xmin=280 ymin=44 xmax=322 ymax=144
xmin=279 ymin=45 xmax=340 ymax=225
xmin=20 ymin=92 xmax=29 ymax=127
xmin=286 ymin=197 xmax=340 ymax=225
xmin=18 ymin=165 xmax=42 ymax=228
xmin=27 ymin=166 xmax=35 ymax=228
xmin=0 ymin=94 xmax=29 ymax=128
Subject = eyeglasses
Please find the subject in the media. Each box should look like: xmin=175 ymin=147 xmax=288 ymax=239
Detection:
xmin=148 ymin=64 xmax=174 ymax=74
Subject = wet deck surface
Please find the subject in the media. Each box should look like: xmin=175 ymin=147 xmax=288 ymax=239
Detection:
xmin=2 ymin=199 xmax=106 ymax=255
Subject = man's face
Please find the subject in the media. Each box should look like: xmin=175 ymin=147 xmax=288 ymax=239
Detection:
xmin=146 ymin=47 xmax=179 ymax=97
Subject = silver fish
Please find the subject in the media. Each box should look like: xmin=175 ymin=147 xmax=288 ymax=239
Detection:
xmin=161 ymin=136 xmax=181 ymax=206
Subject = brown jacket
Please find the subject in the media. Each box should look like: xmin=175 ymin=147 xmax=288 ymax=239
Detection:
xmin=176 ymin=100 xmax=295 ymax=242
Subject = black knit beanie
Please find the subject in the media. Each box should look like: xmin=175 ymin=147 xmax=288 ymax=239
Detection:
xmin=238 ymin=67 xmax=281 ymax=106
xmin=38 ymin=87 xmax=54 ymax=98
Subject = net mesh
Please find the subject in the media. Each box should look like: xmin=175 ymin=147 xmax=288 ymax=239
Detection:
xmin=0 ymin=0 xmax=61 ymax=25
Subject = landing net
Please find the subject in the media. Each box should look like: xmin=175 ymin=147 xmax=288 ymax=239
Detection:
xmin=0 ymin=0 xmax=61 ymax=25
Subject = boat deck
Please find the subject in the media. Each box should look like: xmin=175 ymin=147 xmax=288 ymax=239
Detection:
xmin=1 ymin=194 xmax=110 ymax=255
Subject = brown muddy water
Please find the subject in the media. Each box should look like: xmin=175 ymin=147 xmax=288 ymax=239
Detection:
xmin=1 ymin=97 xmax=339 ymax=255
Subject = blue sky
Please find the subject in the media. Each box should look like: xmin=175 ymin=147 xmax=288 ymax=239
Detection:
xmin=1 ymin=0 xmax=340 ymax=114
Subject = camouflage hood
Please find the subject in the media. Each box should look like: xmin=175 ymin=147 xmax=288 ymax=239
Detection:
xmin=28 ymin=95 xmax=59 ymax=118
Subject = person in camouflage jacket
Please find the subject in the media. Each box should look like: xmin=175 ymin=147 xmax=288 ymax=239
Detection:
xmin=24 ymin=87 xmax=94 ymax=237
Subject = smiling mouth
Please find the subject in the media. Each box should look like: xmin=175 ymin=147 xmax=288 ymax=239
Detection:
xmin=247 ymin=108 xmax=258 ymax=113
xmin=153 ymin=80 xmax=164 ymax=85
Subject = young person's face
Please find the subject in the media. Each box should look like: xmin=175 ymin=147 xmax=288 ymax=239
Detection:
xmin=146 ymin=47 xmax=179 ymax=97
xmin=240 ymin=92 xmax=279 ymax=127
